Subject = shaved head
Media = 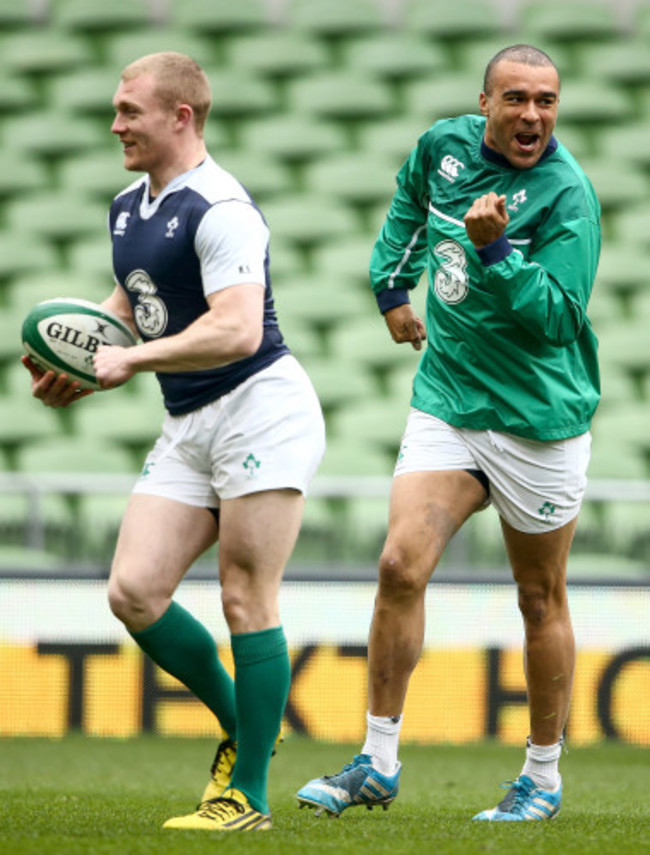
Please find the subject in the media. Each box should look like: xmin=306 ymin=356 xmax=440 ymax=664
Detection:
xmin=484 ymin=45 xmax=558 ymax=95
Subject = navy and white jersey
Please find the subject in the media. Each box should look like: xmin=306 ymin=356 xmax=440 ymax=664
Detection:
xmin=109 ymin=155 xmax=289 ymax=415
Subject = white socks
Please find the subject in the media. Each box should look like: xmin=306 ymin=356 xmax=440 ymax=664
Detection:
xmin=362 ymin=712 xmax=402 ymax=775
xmin=521 ymin=738 xmax=563 ymax=791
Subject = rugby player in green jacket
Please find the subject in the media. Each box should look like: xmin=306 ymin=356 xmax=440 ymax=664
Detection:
xmin=298 ymin=44 xmax=600 ymax=823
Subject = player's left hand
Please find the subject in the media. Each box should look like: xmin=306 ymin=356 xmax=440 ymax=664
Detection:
xmin=464 ymin=192 xmax=510 ymax=249
xmin=94 ymin=345 xmax=136 ymax=389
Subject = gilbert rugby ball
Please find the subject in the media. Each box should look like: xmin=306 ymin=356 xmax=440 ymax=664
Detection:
xmin=22 ymin=297 xmax=137 ymax=390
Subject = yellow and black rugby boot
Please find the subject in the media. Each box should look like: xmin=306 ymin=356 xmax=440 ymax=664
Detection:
xmin=163 ymin=787 xmax=272 ymax=831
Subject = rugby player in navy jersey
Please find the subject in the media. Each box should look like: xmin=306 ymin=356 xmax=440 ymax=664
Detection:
xmin=24 ymin=51 xmax=325 ymax=832
xmin=297 ymin=45 xmax=600 ymax=823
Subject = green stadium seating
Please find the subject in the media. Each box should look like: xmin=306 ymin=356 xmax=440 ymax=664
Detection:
xmin=0 ymin=152 xmax=48 ymax=200
xmin=57 ymin=150 xmax=131 ymax=202
xmin=288 ymin=0 xmax=385 ymax=40
xmin=520 ymin=1 xmax=621 ymax=44
xmin=5 ymin=194 xmax=107 ymax=245
xmin=329 ymin=397 xmax=410 ymax=454
xmin=548 ymin=81 xmax=632 ymax=126
xmin=405 ymin=74 xmax=483 ymax=121
xmin=576 ymin=40 xmax=650 ymax=89
xmin=215 ymin=150 xmax=292 ymax=200
xmin=298 ymin=357 xmax=377 ymax=412
xmin=311 ymin=235 xmax=375 ymax=288
xmin=579 ymin=158 xmax=649 ymax=212
xmin=53 ymin=0 xmax=154 ymax=35
xmin=261 ymin=194 xmax=361 ymax=249
xmin=0 ymin=73 xmax=38 ymax=114
xmin=274 ymin=274 xmax=374 ymax=333
xmin=594 ymin=244 xmax=650 ymax=300
xmin=72 ymin=391 xmax=165 ymax=461
xmin=305 ymin=153 xmax=396 ymax=208
xmin=0 ymin=232 xmax=59 ymax=284
xmin=17 ymin=436 xmax=138 ymax=475
xmin=171 ymin=0 xmax=271 ymax=37
xmin=403 ymin=0 xmax=507 ymax=41
xmin=239 ymin=115 xmax=349 ymax=163
xmin=0 ymin=545 xmax=64 ymax=572
xmin=2 ymin=111 xmax=106 ymax=159
xmin=358 ymin=116 xmax=429 ymax=165
xmin=105 ymin=29 xmax=215 ymax=70
xmin=6 ymin=272 xmax=110 ymax=319
xmin=341 ymin=34 xmax=447 ymax=82
xmin=47 ymin=69 xmax=123 ymax=119
xmin=204 ymin=69 xmax=279 ymax=122
xmin=288 ymin=71 xmax=395 ymax=122
xmin=327 ymin=316 xmax=423 ymax=376
xmin=597 ymin=122 xmax=650 ymax=170
xmin=0 ymin=31 xmax=92 ymax=78
xmin=0 ymin=397 xmax=66 ymax=458
xmin=227 ymin=31 xmax=330 ymax=80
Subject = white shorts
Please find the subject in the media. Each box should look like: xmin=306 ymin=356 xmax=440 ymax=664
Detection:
xmin=133 ymin=355 xmax=325 ymax=507
xmin=394 ymin=409 xmax=591 ymax=533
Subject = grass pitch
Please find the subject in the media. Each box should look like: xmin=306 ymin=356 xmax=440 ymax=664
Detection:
xmin=0 ymin=736 xmax=648 ymax=854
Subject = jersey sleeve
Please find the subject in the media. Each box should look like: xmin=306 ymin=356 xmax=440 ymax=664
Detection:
xmin=369 ymin=132 xmax=433 ymax=313
xmin=477 ymin=201 xmax=601 ymax=347
xmin=194 ymin=200 xmax=269 ymax=297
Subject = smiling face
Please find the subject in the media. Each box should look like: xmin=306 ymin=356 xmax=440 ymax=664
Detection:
xmin=111 ymin=73 xmax=179 ymax=182
xmin=479 ymin=60 xmax=560 ymax=170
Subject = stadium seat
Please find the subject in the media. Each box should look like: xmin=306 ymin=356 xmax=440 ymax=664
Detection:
xmin=261 ymin=194 xmax=361 ymax=249
xmin=0 ymin=151 xmax=48 ymax=200
xmin=520 ymin=1 xmax=621 ymax=44
xmin=0 ymin=0 xmax=41 ymax=28
xmin=579 ymin=159 xmax=649 ymax=212
xmin=287 ymin=0 xmax=385 ymax=40
xmin=239 ymin=115 xmax=348 ymax=164
xmin=274 ymin=274 xmax=374 ymax=333
xmin=0 ymin=397 xmax=66 ymax=458
xmin=48 ymin=68 xmax=124 ymax=119
xmin=327 ymin=316 xmax=423 ymax=377
xmin=2 ymin=111 xmax=106 ymax=159
xmin=311 ymin=235 xmax=375 ymax=288
xmin=57 ymin=150 xmax=131 ymax=202
xmin=0 ymin=31 xmax=92 ymax=77
xmin=610 ymin=202 xmax=650 ymax=247
xmin=171 ymin=0 xmax=271 ymax=36
xmin=587 ymin=289 xmax=625 ymax=334
xmin=576 ymin=40 xmax=650 ymax=89
xmin=53 ymin=0 xmax=154 ymax=34
xmin=204 ymin=69 xmax=278 ymax=122
xmin=594 ymin=244 xmax=650 ymax=300
xmin=358 ymin=116 xmax=430 ymax=166
xmin=304 ymin=153 xmax=397 ymax=208
xmin=298 ymin=356 xmax=378 ymax=412
xmin=550 ymin=82 xmax=632 ymax=126
xmin=215 ymin=150 xmax=292 ymax=200
xmin=0 ymin=545 xmax=63 ymax=572
xmin=597 ymin=123 xmax=650 ymax=170
xmin=405 ymin=74 xmax=483 ymax=122
xmin=341 ymin=34 xmax=447 ymax=82
xmin=73 ymin=392 xmax=164 ymax=460
xmin=105 ymin=29 xmax=215 ymax=70
xmin=288 ymin=72 xmax=395 ymax=123
xmin=0 ymin=72 xmax=38 ymax=115
xmin=456 ymin=37 xmax=572 ymax=81
xmin=317 ymin=436 xmax=393 ymax=478
xmin=0 ymin=231 xmax=59 ymax=282
xmin=403 ymin=0 xmax=507 ymax=41
xmin=5 ymin=194 xmax=107 ymax=245
xmin=329 ymin=397 xmax=410 ymax=454
xmin=227 ymin=31 xmax=330 ymax=80
xmin=597 ymin=323 xmax=650 ymax=385
xmin=17 ymin=436 xmax=138 ymax=475
xmin=7 ymin=271 xmax=110 ymax=319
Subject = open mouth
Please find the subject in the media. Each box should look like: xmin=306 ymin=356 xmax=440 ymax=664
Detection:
xmin=514 ymin=132 xmax=540 ymax=152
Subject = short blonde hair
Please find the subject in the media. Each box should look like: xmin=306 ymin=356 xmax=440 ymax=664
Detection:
xmin=121 ymin=52 xmax=211 ymax=134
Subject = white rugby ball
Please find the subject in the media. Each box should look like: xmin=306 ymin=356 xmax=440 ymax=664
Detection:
xmin=22 ymin=297 xmax=137 ymax=390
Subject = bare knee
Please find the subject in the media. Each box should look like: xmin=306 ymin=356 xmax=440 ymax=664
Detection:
xmin=108 ymin=571 xmax=169 ymax=631
xmin=377 ymin=546 xmax=428 ymax=605
xmin=517 ymin=580 xmax=566 ymax=630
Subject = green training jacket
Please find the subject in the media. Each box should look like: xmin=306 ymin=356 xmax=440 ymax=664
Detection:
xmin=370 ymin=114 xmax=601 ymax=441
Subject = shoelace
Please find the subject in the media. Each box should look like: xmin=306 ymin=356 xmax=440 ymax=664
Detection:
xmin=198 ymin=796 xmax=245 ymax=819
xmin=498 ymin=778 xmax=536 ymax=814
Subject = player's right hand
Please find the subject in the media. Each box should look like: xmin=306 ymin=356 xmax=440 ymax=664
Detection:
xmin=383 ymin=304 xmax=426 ymax=351
xmin=22 ymin=355 xmax=93 ymax=408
